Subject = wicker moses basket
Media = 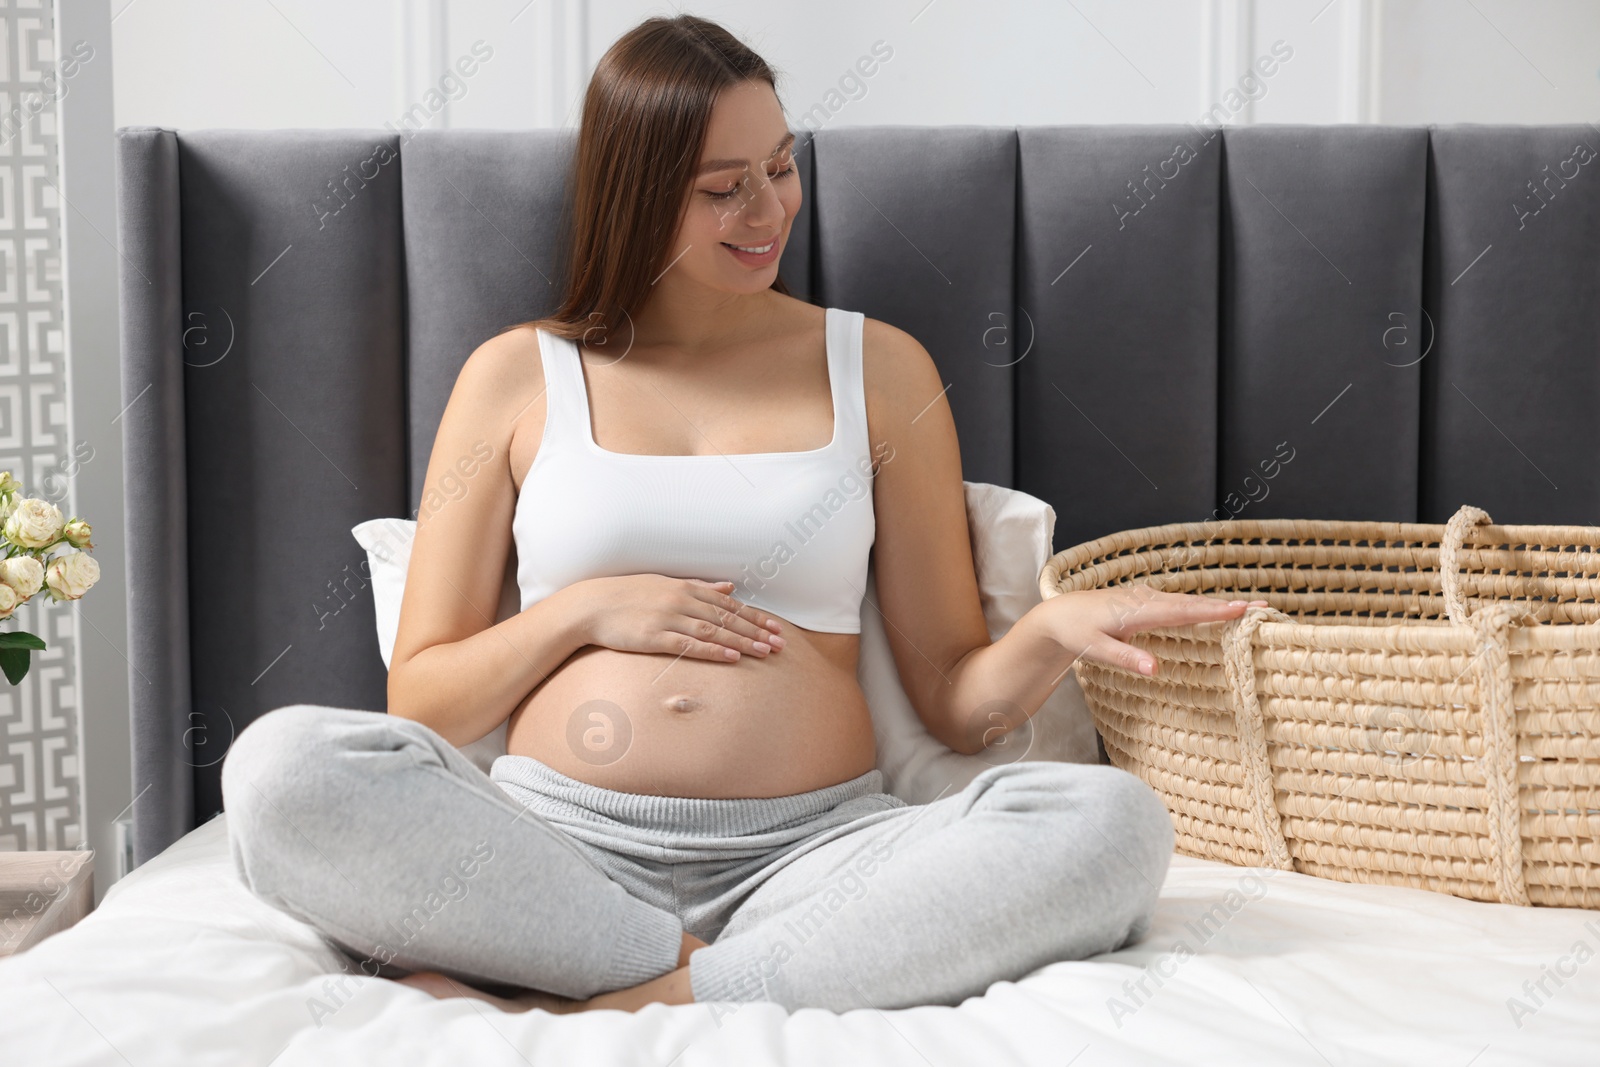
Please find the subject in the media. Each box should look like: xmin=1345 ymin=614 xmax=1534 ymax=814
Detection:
xmin=1039 ymin=504 xmax=1600 ymax=910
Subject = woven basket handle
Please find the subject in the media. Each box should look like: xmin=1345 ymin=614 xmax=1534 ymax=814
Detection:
xmin=1440 ymin=505 xmax=1532 ymax=904
xmin=1439 ymin=504 xmax=1493 ymax=626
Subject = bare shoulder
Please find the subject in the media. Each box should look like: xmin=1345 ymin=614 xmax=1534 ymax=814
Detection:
xmin=421 ymin=324 xmax=548 ymax=503
xmin=450 ymin=324 xmax=545 ymax=416
xmin=860 ymin=315 xmax=943 ymax=420
xmin=447 ymin=326 xmax=545 ymax=457
xmin=861 ymin=315 xmax=935 ymax=372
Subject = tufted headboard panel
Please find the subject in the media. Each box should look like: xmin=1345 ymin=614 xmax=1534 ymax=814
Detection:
xmin=115 ymin=123 xmax=1600 ymax=863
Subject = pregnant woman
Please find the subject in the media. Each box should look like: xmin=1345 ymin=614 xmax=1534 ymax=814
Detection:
xmin=221 ymin=14 xmax=1265 ymax=1016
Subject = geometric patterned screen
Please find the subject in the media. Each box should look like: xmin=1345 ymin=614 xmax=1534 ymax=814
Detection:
xmin=0 ymin=0 xmax=81 ymax=851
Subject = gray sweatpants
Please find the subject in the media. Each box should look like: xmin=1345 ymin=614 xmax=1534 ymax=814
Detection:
xmin=220 ymin=704 xmax=1174 ymax=1012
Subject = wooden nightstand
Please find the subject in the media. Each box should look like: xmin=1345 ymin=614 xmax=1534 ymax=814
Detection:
xmin=0 ymin=850 xmax=94 ymax=958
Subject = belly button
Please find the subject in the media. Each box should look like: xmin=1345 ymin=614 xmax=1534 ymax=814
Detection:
xmin=665 ymin=695 xmax=702 ymax=714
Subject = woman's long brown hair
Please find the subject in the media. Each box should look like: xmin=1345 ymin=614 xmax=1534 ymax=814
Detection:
xmin=499 ymin=14 xmax=793 ymax=347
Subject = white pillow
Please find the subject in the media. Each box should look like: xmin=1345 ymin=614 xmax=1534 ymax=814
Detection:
xmin=351 ymin=481 xmax=1104 ymax=794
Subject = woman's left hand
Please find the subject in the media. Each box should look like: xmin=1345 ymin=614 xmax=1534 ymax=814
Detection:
xmin=1041 ymin=587 xmax=1270 ymax=677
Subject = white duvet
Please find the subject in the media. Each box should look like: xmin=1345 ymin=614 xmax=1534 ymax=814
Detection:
xmin=1 ymin=812 xmax=1595 ymax=1066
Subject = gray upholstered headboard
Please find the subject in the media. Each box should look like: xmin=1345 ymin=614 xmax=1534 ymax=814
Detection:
xmin=115 ymin=123 xmax=1598 ymax=865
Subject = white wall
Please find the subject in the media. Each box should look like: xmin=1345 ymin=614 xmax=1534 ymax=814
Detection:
xmin=109 ymin=0 xmax=1600 ymax=132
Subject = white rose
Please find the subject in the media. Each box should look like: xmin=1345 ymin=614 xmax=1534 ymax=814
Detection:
xmin=63 ymin=519 xmax=92 ymax=548
xmin=0 ymin=556 xmax=44 ymax=598
xmin=4 ymin=498 xmax=63 ymax=549
xmin=0 ymin=581 xmax=17 ymax=620
xmin=45 ymin=551 xmax=98 ymax=600
xmin=0 ymin=470 xmax=20 ymax=495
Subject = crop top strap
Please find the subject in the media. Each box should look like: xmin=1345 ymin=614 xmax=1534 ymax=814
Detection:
xmin=534 ymin=327 xmax=589 ymax=448
xmin=828 ymin=307 xmax=870 ymax=456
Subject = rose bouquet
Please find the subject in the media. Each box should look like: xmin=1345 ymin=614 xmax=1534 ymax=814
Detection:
xmin=0 ymin=471 xmax=99 ymax=683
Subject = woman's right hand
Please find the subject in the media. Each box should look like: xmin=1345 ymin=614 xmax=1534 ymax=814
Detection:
xmin=572 ymin=574 xmax=787 ymax=661
xmin=1040 ymin=586 xmax=1270 ymax=676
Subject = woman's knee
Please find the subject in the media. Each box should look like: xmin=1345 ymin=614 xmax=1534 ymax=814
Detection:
xmin=978 ymin=761 xmax=1176 ymax=894
xmin=1085 ymin=765 xmax=1175 ymax=877
xmin=221 ymin=705 xmax=373 ymax=837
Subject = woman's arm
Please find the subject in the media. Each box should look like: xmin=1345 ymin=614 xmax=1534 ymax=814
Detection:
xmin=390 ymin=587 xmax=591 ymax=749
xmin=862 ymin=319 xmax=1256 ymax=756
xmin=386 ymin=328 xmax=581 ymax=748
xmin=937 ymin=585 xmax=1265 ymax=754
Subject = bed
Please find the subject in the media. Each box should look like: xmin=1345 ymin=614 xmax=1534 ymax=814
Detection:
xmin=1 ymin=810 xmax=1593 ymax=1065
xmin=35 ymin=121 xmax=1594 ymax=1063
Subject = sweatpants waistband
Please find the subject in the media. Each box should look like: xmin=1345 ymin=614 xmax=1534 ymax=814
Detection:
xmin=487 ymin=753 xmax=888 ymax=837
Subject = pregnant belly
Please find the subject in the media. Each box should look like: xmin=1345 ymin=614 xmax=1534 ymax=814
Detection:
xmin=503 ymin=625 xmax=878 ymax=798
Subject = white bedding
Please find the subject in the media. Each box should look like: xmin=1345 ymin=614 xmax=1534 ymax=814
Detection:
xmin=1 ymin=813 xmax=1594 ymax=1066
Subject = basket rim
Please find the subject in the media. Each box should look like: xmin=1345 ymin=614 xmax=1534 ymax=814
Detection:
xmin=1040 ymin=512 xmax=1600 ymax=591
xmin=1095 ymin=616 xmax=1600 ymax=644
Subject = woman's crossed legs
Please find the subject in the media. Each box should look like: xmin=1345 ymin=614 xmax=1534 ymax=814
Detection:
xmin=680 ymin=755 xmax=1174 ymax=1013
xmin=220 ymin=704 xmax=1174 ymax=1014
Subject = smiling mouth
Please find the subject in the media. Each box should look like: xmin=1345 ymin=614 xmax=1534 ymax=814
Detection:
xmin=721 ymin=239 xmax=776 ymax=254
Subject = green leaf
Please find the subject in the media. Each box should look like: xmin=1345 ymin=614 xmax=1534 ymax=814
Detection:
xmin=0 ymin=631 xmax=46 ymax=650
xmin=0 ymin=646 xmax=30 ymax=684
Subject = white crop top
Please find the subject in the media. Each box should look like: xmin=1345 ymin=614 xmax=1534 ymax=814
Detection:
xmin=512 ymin=306 xmax=878 ymax=633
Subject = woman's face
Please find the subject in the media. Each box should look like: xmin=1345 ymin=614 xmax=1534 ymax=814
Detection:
xmin=670 ymin=79 xmax=801 ymax=296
